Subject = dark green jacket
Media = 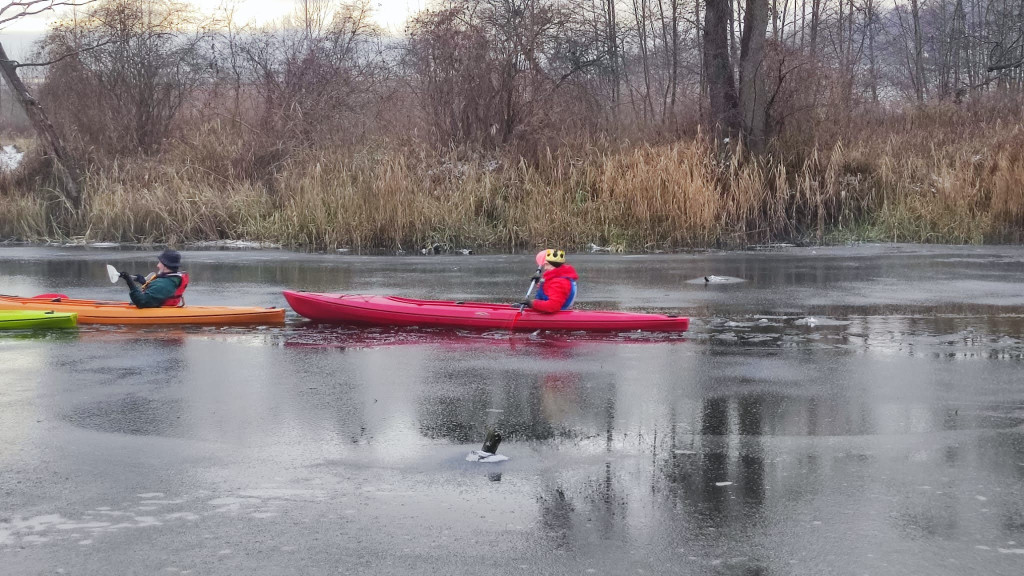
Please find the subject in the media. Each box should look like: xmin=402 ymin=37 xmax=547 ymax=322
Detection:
xmin=128 ymin=275 xmax=182 ymax=308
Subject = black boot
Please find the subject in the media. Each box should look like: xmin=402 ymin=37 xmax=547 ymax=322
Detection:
xmin=481 ymin=430 xmax=502 ymax=454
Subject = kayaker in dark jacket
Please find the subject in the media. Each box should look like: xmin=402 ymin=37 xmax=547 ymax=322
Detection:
xmin=523 ymin=249 xmax=578 ymax=313
xmin=120 ymin=249 xmax=189 ymax=308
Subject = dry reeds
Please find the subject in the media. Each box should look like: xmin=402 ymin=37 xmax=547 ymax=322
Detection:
xmin=3 ymin=104 xmax=1024 ymax=250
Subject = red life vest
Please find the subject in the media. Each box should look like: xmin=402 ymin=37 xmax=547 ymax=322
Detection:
xmin=158 ymin=272 xmax=189 ymax=307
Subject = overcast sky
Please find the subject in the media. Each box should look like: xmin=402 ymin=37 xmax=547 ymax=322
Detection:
xmin=2 ymin=0 xmax=426 ymax=58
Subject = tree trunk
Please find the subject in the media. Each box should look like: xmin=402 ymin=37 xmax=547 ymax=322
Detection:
xmin=739 ymin=0 xmax=769 ymax=153
xmin=867 ymin=0 xmax=879 ymax=102
xmin=800 ymin=0 xmax=806 ymax=49
xmin=632 ymin=0 xmax=655 ymax=122
xmin=657 ymin=0 xmax=680 ymax=124
xmin=772 ymin=0 xmax=778 ymax=41
xmin=670 ymin=0 xmax=679 ymax=122
xmin=0 ymin=41 xmax=82 ymax=210
xmin=729 ymin=0 xmax=738 ymax=66
xmin=910 ymin=0 xmax=927 ymax=102
xmin=837 ymin=0 xmax=845 ymax=65
xmin=696 ymin=0 xmax=706 ymax=118
xmin=606 ymin=0 xmax=620 ymax=110
xmin=810 ymin=0 xmax=820 ymax=55
xmin=704 ymin=0 xmax=740 ymax=136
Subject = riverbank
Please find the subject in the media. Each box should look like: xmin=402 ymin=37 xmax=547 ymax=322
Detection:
xmin=3 ymin=105 xmax=1023 ymax=251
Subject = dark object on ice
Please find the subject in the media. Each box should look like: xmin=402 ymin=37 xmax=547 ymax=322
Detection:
xmin=466 ymin=429 xmax=508 ymax=462
xmin=481 ymin=429 xmax=502 ymax=454
xmin=687 ymin=275 xmax=745 ymax=285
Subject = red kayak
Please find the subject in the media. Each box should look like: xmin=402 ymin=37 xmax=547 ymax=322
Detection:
xmin=283 ymin=291 xmax=689 ymax=332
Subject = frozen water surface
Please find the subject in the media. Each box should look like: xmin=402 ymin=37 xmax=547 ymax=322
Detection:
xmin=1 ymin=244 xmax=1024 ymax=575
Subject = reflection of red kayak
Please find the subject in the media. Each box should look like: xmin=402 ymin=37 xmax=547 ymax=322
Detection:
xmin=282 ymin=291 xmax=689 ymax=332
xmin=284 ymin=326 xmax=687 ymax=349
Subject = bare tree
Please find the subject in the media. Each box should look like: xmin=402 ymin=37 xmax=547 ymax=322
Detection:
xmin=240 ymin=0 xmax=388 ymax=146
xmin=0 ymin=0 xmax=94 ymax=27
xmin=0 ymin=0 xmax=95 ymax=207
xmin=703 ymin=0 xmax=772 ymax=151
xmin=407 ymin=0 xmax=591 ymax=149
xmin=38 ymin=0 xmax=216 ymax=154
xmin=704 ymin=0 xmax=740 ymax=135
xmin=739 ymin=0 xmax=770 ymax=151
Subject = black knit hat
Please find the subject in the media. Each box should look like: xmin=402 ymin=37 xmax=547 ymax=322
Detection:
xmin=158 ymin=249 xmax=181 ymax=271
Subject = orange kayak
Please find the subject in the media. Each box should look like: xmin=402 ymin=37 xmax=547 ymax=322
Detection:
xmin=0 ymin=294 xmax=286 ymax=325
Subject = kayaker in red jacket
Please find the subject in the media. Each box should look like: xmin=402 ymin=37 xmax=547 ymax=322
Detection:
xmin=523 ymin=249 xmax=578 ymax=313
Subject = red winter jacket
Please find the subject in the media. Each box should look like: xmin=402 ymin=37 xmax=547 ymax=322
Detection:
xmin=532 ymin=264 xmax=579 ymax=313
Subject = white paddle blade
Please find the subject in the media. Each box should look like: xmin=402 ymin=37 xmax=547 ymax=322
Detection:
xmin=106 ymin=264 xmax=119 ymax=284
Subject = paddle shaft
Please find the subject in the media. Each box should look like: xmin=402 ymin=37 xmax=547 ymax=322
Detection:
xmin=512 ymin=265 xmax=543 ymax=328
xmin=524 ymin=266 xmax=542 ymax=300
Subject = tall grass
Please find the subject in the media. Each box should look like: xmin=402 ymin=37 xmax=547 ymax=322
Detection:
xmin=3 ymin=105 xmax=1024 ymax=250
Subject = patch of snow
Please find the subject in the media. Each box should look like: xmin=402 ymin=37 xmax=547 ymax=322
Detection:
xmin=237 ymin=488 xmax=321 ymax=500
xmin=685 ymin=275 xmax=746 ymax=284
xmin=745 ymin=243 xmax=795 ymax=251
xmin=56 ymin=518 xmax=112 ymax=528
xmin=0 ymin=145 xmax=24 ymax=172
xmin=466 ymin=450 xmax=509 ymax=463
xmin=186 ymin=240 xmax=281 ymax=249
xmin=164 ymin=512 xmax=200 ymax=521
xmin=794 ymin=317 xmax=851 ymax=327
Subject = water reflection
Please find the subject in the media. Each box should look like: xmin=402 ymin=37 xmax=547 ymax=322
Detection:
xmin=5 ymin=246 xmax=1024 ymax=572
xmin=416 ymin=341 xmax=595 ymax=445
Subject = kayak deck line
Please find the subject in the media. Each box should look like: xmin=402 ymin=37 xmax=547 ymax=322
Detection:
xmin=283 ymin=291 xmax=689 ymax=333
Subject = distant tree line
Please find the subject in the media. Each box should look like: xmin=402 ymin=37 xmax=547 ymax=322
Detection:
xmin=7 ymin=0 xmax=1024 ymax=162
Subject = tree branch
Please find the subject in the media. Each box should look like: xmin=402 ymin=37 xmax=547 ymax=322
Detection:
xmin=988 ymin=58 xmax=1024 ymax=73
xmin=0 ymin=0 xmax=98 ymax=28
xmin=5 ymin=38 xmax=119 ymax=68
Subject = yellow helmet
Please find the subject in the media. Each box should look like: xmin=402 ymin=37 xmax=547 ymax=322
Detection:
xmin=544 ymin=249 xmax=566 ymax=264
